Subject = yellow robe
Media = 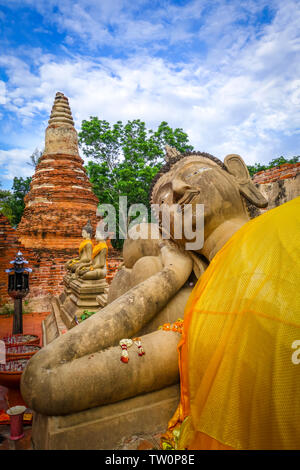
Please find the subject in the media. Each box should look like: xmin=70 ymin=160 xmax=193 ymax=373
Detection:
xmin=174 ymin=197 xmax=300 ymax=450
xmin=68 ymin=240 xmax=93 ymax=266
xmin=79 ymin=239 xmax=92 ymax=253
xmin=89 ymin=242 xmax=108 ymax=271
xmin=92 ymin=241 xmax=107 ymax=259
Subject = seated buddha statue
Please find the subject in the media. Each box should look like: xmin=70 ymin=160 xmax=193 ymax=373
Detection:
xmin=75 ymin=226 xmax=108 ymax=281
xmin=65 ymin=220 xmax=93 ymax=273
xmin=25 ymin=150 xmax=293 ymax=447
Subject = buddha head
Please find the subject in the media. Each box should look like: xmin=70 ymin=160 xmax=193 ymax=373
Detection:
xmin=82 ymin=220 xmax=93 ymax=240
xmin=150 ymin=149 xmax=267 ymax=253
xmin=95 ymin=220 xmax=108 ymax=242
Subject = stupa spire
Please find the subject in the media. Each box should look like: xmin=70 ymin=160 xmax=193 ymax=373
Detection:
xmin=44 ymin=92 xmax=78 ymax=156
xmin=48 ymin=92 xmax=75 ymax=127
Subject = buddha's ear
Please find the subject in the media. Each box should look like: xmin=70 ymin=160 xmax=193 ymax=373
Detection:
xmin=224 ymin=154 xmax=268 ymax=208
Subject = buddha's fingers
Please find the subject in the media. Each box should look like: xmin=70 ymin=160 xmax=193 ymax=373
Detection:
xmin=21 ymin=330 xmax=180 ymax=416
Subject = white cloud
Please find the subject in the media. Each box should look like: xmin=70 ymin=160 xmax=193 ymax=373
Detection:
xmin=0 ymin=0 xmax=271 ymax=52
xmin=0 ymin=81 xmax=6 ymax=105
xmin=0 ymin=148 xmax=35 ymax=181
xmin=0 ymin=0 xmax=300 ymax=188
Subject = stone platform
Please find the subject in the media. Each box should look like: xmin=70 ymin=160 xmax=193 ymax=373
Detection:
xmin=53 ymin=276 xmax=108 ymax=330
xmin=31 ymin=384 xmax=179 ymax=450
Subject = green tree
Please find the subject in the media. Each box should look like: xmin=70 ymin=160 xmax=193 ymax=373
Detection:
xmin=0 ymin=185 xmax=13 ymax=222
xmin=0 ymin=146 xmax=40 ymax=225
xmin=80 ymin=118 xmax=193 ymax=247
xmin=27 ymin=148 xmax=43 ymax=168
xmin=0 ymin=177 xmax=31 ymax=227
xmin=10 ymin=177 xmax=32 ymax=226
xmin=79 ymin=118 xmax=193 ymax=170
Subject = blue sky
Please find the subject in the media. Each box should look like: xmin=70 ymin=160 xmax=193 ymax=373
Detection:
xmin=0 ymin=0 xmax=299 ymax=189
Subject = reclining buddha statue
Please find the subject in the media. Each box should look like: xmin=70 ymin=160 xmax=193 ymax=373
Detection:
xmin=21 ymin=149 xmax=300 ymax=449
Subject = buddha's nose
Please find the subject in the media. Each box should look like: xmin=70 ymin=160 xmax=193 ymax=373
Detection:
xmin=172 ymin=178 xmax=192 ymax=201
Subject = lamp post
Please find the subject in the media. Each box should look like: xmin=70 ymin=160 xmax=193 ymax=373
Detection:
xmin=6 ymin=251 xmax=32 ymax=335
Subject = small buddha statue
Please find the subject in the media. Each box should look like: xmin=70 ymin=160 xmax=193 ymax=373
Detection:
xmin=65 ymin=220 xmax=93 ymax=273
xmin=75 ymin=225 xmax=108 ymax=280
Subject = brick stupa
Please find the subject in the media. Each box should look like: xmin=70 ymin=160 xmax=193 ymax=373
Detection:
xmin=17 ymin=92 xmax=99 ymax=249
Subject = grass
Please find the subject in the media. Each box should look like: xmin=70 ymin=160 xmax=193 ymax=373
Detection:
xmin=0 ymin=301 xmax=32 ymax=316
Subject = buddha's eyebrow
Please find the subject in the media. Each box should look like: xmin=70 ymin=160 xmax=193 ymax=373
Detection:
xmin=184 ymin=167 xmax=212 ymax=177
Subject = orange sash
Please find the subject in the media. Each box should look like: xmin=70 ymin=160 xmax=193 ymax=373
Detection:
xmin=79 ymin=239 xmax=92 ymax=254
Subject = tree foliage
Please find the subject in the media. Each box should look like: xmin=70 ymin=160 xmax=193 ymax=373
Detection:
xmin=79 ymin=118 xmax=193 ymax=170
xmin=79 ymin=118 xmax=194 ymax=246
xmin=27 ymin=148 xmax=43 ymax=168
xmin=0 ymin=177 xmax=31 ymax=227
xmin=0 ymin=186 xmax=13 ymax=221
xmin=0 ymin=148 xmax=41 ymax=226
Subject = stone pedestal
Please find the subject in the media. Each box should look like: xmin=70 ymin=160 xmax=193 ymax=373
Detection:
xmin=55 ymin=277 xmax=108 ymax=330
xmin=31 ymin=384 xmax=179 ymax=450
xmin=58 ymin=273 xmax=72 ymax=305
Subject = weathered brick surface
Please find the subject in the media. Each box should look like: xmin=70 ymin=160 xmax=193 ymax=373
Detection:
xmin=252 ymin=162 xmax=300 ymax=184
xmin=0 ymin=213 xmax=122 ymax=305
xmin=17 ymin=152 xmax=99 ymax=249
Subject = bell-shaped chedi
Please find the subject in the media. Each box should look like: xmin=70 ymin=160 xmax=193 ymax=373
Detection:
xmin=17 ymin=92 xmax=99 ymax=249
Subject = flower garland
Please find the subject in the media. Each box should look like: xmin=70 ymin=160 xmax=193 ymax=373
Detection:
xmin=119 ymin=338 xmax=133 ymax=363
xmin=158 ymin=318 xmax=184 ymax=335
xmin=133 ymin=337 xmax=145 ymax=356
xmin=119 ymin=338 xmax=146 ymax=363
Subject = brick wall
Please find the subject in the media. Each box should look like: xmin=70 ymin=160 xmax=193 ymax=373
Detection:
xmin=106 ymin=258 xmax=123 ymax=284
xmin=251 ymin=162 xmax=300 ymax=215
xmin=0 ymin=213 xmax=122 ymax=307
xmin=252 ymin=162 xmax=300 ymax=184
xmin=0 ymin=213 xmax=78 ymax=305
xmin=0 ymin=213 xmax=39 ymax=305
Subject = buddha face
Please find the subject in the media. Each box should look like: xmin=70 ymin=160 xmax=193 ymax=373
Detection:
xmin=151 ymin=155 xmax=248 ymax=251
xmin=95 ymin=228 xmax=105 ymax=242
xmin=82 ymin=229 xmax=91 ymax=240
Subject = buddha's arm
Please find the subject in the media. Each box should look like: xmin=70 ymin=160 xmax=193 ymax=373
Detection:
xmin=66 ymin=256 xmax=79 ymax=266
xmin=65 ymin=242 xmax=92 ymax=268
xmin=75 ymin=262 xmax=92 ymax=276
xmin=21 ymin=244 xmax=193 ymax=415
xmin=100 ymin=247 xmax=107 ymax=267
xmin=80 ymin=243 xmax=93 ymax=262
xmin=22 ymin=330 xmax=180 ymax=416
xmin=93 ymin=247 xmax=107 ymax=269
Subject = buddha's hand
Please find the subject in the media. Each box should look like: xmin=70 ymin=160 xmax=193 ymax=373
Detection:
xmin=159 ymin=240 xmax=193 ymax=274
xmin=65 ymin=260 xmax=73 ymax=270
xmin=75 ymin=266 xmax=88 ymax=276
